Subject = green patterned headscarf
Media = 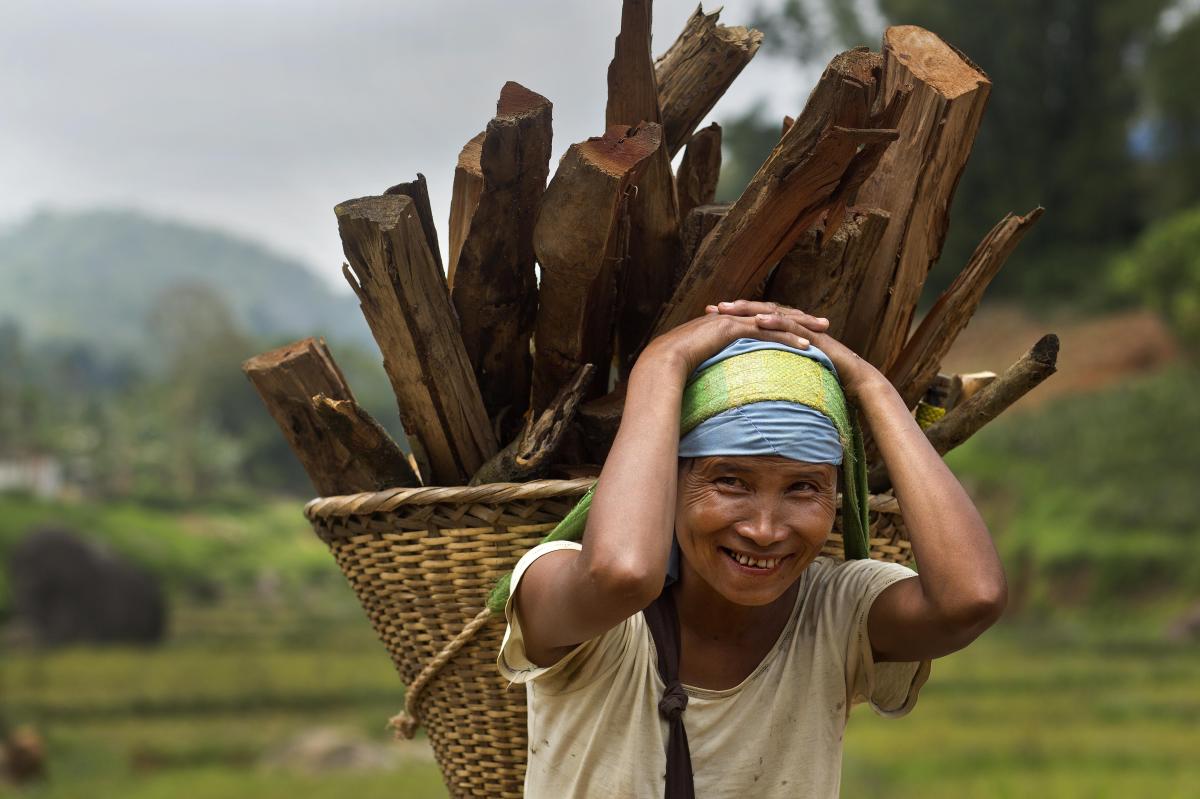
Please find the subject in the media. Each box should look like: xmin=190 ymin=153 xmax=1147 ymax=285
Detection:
xmin=486 ymin=340 xmax=870 ymax=613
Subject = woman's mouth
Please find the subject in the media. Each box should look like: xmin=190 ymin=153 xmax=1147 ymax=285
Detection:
xmin=720 ymin=546 xmax=788 ymax=573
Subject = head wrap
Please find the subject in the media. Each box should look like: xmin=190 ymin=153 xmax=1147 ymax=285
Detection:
xmin=487 ymin=338 xmax=870 ymax=613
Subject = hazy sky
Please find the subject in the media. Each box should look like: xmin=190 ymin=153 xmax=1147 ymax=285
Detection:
xmin=1 ymin=0 xmax=878 ymax=293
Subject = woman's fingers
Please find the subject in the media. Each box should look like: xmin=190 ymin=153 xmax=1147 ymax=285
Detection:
xmin=714 ymin=299 xmax=829 ymax=331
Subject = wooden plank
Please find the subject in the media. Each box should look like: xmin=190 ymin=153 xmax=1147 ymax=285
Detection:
xmin=446 ymin=82 xmax=553 ymax=432
xmin=651 ymin=49 xmax=900 ymax=336
xmin=606 ymin=0 xmax=683 ymax=375
xmin=842 ymin=25 xmax=992 ymax=371
xmin=676 ymin=122 xmax=722 ymax=222
xmin=655 ymin=5 xmax=762 ymax=157
xmin=384 ymin=173 xmax=443 ymax=275
xmin=889 ymin=207 xmax=1043 ymax=410
xmin=765 ymin=207 xmax=890 ymax=341
xmin=531 ymin=123 xmax=660 ymax=414
xmin=446 ymin=132 xmax=485 ymax=283
xmin=337 ymin=195 xmax=498 ymax=485
xmin=241 ymin=337 xmax=393 ymax=496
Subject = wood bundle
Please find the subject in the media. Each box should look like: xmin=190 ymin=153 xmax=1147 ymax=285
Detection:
xmin=245 ymin=3 xmax=1058 ymax=496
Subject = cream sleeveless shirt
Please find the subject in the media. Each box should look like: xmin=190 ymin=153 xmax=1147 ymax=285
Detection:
xmin=497 ymin=541 xmax=930 ymax=798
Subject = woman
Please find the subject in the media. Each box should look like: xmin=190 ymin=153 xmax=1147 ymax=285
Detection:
xmin=496 ymin=300 xmax=1007 ymax=798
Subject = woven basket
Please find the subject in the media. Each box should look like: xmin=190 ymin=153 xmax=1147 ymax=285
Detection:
xmin=303 ymin=478 xmax=912 ymax=798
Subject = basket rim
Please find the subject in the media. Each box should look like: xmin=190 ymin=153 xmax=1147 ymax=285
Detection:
xmin=303 ymin=478 xmax=900 ymax=520
xmin=303 ymin=477 xmax=598 ymax=520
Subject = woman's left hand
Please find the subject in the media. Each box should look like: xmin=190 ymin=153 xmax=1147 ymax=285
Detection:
xmin=707 ymin=300 xmax=885 ymax=401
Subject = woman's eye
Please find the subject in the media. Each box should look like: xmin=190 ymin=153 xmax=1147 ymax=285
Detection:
xmin=789 ymin=482 xmax=818 ymax=493
xmin=716 ymin=476 xmax=743 ymax=488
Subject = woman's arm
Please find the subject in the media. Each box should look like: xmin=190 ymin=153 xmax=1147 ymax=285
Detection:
xmin=716 ymin=300 xmax=1007 ymax=662
xmin=514 ymin=311 xmax=822 ymax=667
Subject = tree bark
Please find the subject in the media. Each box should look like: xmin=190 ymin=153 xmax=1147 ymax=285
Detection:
xmin=337 ymin=195 xmax=498 ymax=485
xmin=765 ymin=207 xmax=890 ymax=341
xmin=242 ymin=337 xmax=390 ymax=496
xmin=652 ymin=49 xmax=900 ymax=336
xmin=531 ymin=123 xmax=660 ymax=414
xmin=446 ymin=82 xmax=553 ymax=432
xmin=311 ymin=393 xmax=420 ymax=488
xmin=655 ymin=6 xmax=762 ymax=157
xmin=842 ymin=25 xmax=992 ymax=372
xmin=469 ymin=364 xmax=595 ymax=485
xmin=868 ymin=334 xmax=1059 ymax=492
xmin=680 ymin=202 xmax=730 ymax=270
xmin=676 ymin=122 xmax=722 ymax=222
xmin=889 ymin=207 xmax=1043 ymax=411
xmin=606 ymin=0 xmax=683 ymax=376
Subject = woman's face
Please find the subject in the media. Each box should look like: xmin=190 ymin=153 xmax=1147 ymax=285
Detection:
xmin=675 ymin=455 xmax=838 ymax=607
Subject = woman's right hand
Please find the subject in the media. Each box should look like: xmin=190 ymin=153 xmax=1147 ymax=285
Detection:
xmin=638 ymin=302 xmax=830 ymax=377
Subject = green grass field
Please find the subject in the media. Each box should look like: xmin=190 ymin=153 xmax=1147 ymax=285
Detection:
xmin=5 ymin=615 xmax=1198 ymax=798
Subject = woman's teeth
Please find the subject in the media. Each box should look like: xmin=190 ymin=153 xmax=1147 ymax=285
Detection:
xmin=725 ymin=549 xmax=781 ymax=569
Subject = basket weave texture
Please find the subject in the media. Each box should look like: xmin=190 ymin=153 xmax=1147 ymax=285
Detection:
xmin=304 ymin=478 xmax=912 ymax=798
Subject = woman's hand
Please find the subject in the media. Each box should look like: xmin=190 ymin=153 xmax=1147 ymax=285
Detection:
xmin=640 ymin=302 xmax=832 ymax=378
xmin=708 ymin=300 xmax=885 ymax=401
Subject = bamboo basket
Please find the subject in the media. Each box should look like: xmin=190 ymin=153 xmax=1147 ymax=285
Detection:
xmin=303 ymin=478 xmax=913 ymax=798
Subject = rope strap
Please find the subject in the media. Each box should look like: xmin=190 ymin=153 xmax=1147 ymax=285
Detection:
xmin=388 ymin=606 xmax=495 ymax=740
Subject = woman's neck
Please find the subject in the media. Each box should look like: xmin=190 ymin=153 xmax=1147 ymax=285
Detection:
xmin=671 ymin=561 xmax=800 ymax=647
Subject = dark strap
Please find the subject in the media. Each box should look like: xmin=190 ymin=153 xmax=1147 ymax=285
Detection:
xmin=642 ymin=589 xmax=695 ymax=799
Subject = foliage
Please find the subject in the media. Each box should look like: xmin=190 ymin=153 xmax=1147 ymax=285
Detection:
xmin=945 ymin=365 xmax=1200 ymax=611
xmin=1109 ymin=205 xmax=1200 ymax=354
xmin=721 ymin=0 xmax=1200 ymax=306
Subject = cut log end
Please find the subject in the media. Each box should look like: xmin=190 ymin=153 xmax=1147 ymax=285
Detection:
xmin=583 ymin=123 xmax=664 ymax=176
xmin=884 ymin=25 xmax=991 ymax=96
xmin=497 ymin=80 xmax=553 ymax=118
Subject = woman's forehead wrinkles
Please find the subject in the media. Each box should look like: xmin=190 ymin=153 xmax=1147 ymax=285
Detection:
xmin=698 ymin=455 xmax=832 ymax=477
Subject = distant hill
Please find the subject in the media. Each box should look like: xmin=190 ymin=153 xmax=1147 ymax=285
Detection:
xmin=0 ymin=208 xmax=374 ymax=363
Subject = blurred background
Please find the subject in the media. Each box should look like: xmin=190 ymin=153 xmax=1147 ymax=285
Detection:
xmin=1 ymin=0 xmax=1198 ymax=796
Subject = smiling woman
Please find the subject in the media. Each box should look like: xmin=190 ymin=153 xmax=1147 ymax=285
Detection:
xmin=496 ymin=301 xmax=1007 ymax=799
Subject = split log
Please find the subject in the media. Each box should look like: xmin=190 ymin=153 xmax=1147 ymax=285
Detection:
xmin=655 ymin=6 xmax=762 ymax=157
xmin=577 ymin=384 xmax=628 ymax=463
xmin=337 ymin=195 xmax=498 ymax=485
xmin=446 ymin=82 xmax=553 ymax=430
xmin=384 ymin=174 xmax=443 ymax=274
xmin=606 ymin=0 xmax=683 ymax=375
xmin=676 ymin=122 xmax=722 ymax=221
xmin=765 ymin=207 xmax=890 ymax=341
xmin=958 ymin=371 xmax=997 ymax=403
xmin=652 ymin=49 xmax=901 ymax=336
xmin=531 ymin=123 xmax=660 ymax=414
xmin=311 ymin=393 xmax=420 ymax=488
xmin=843 ymin=25 xmax=992 ymax=371
xmin=889 ymin=207 xmax=1043 ymax=410
xmin=469 ymin=364 xmax=595 ymax=485
xmin=446 ymin=132 xmax=485 ymax=280
xmin=868 ymin=334 xmax=1059 ymax=492
xmin=242 ymin=337 xmax=390 ymax=496
xmin=680 ymin=202 xmax=730 ymax=271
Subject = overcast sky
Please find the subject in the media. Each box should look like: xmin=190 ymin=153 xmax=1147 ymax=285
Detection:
xmin=1 ymin=0 xmax=880 ymax=293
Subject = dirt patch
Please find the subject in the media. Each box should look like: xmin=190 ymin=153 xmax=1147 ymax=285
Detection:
xmin=936 ymin=304 xmax=1180 ymax=410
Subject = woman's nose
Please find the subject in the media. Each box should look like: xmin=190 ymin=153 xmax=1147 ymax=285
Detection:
xmin=734 ymin=503 xmax=788 ymax=548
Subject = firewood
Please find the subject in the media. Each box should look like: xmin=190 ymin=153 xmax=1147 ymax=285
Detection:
xmin=447 ymin=132 xmax=484 ymax=281
xmin=868 ymin=334 xmax=1059 ymax=492
xmin=383 ymin=174 xmax=443 ymax=274
xmin=242 ymin=337 xmax=389 ymax=496
xmin=676 ymin=122 xmax=722 ymax=221
xmin=337 ymin=195 xmax=498 ymax=485
xmin=446 ymin=82 xmax=553 ymax=432
xmin=680 ymin=202 xmax=730 ymax=270
xmin=652 ymin=49 xmax=900 ymax=336
xmin=469 ymin=364 xmax=595 ymax=485
xmin=765 ymin=207 xmax=890 ymax=341
xmin=577 ymin=384 xmax=628 ymax=463
xmin=889 ymin=207 xmax=1043 ymax=410
xmin=606 ymin=0 xmax=683 ymax=376
xmin=530 ymin=123 xmax=660 ymax=414
xmin=311 ymin=393 xmax=420 ymax=488
xmin=655 ymin=6 xmax=762 ymax=157
xmin=843 ymin=25 xmax=992 ymax=372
